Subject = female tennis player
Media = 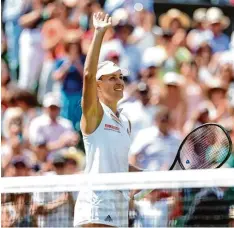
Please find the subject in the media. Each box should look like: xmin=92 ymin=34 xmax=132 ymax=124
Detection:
xmin=73 ymin=12 xmax=142 ymax=227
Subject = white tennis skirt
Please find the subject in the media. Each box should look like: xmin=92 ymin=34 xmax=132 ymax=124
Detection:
xmin=73 ymin=190 xmax=129 ymax=227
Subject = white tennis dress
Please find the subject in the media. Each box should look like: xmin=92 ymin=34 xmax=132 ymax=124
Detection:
xmin=74 ymin=102 xmax=131 ymax=227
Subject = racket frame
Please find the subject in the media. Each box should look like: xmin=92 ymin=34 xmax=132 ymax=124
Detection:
xmin=169 ymin=123 xmax=232 ymax=170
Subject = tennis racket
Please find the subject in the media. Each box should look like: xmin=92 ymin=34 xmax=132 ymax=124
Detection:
xmin=134 ymin=123 xmax=232 ymax=201
xmin=169 ymin=123 xmax=232 ymax=170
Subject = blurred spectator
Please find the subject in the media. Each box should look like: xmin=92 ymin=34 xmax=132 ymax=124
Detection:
xmin=218 ymin=31 xmax=234 ymax=70
xmin=132 ymin=189 xmax=179 ymax=227
xmin=185 ymin=187 xmax=233 ymax=227
xmin=186 ymin=8 xmax=212 ymax=52
xmin=99 ymin=8 xmax=141 ymax=81
xmin=32 ymin=153 xmax=75 ymax=227
xmin=10 ymin=90 xmax=39 ymax=113
xmin=195 ymin=41 xmax=214 ymax=84
xmin=37 ymin=18 xmax=66 ymax=103
xmin=120 ymin=82 xmax=158 ymax=139
xmin=1 ymin=29 xmax=8 ymax=64
xmin=206 ymin=7 xmax=230 ymax=53
xmin=11 ymin=155 xmax=33 ymax=177
xmin=71 ymin=0 xmax=101 ymax=31
xmin=205 ymin=78 xmax=232 ymax=122
xmin=159 ymin=9 xmax=190 ymax=34
xmin=1 ymin=192 xmax=37 ymax=227
xmin=52 ymin=31 xmax=84 ymax=130
xmin=159 ymin=72 xmax=187 ymax=131
xmin=1 ymin=155 xmax=37 ymax=226
xmin=180 ymin=61 xmax=205 ymax=120
xmin=218 ymin=63 xmax=234 ymax=87
xmin=183 ymin=101 xmax=212 ymax=135
xmin=18 ymin=0 xmax=59 ymax=92
xmin=2 ymin=0 xmax=31 ymax=80
xmin=139 ymin=56 xmax=162 ymax=90
xmin=29 ymin=92 xmax=79 ymax=162
xmin=142 ymin=30 xmax=172 ymax=73
xmin=144 ymin=27 xmax=192 ymax=74
xmin=47 ymin=153 xmax=67 ymax=175
xmin=63 ymin=147 xmax=85 ymax=174
xmin=131 ymin=9 xmax=162 ymax=53
xmin=129 ymin=106 xmax=181 ymax=171
xmin=104 ymin=0 xmax=154 ymax=15
xmin=38 ymin=0 xmax=84 ymax=103
xmin=1 ymin=108 xmax=36 ymax=173
xmin=1 ymin=59 xmax=18 ymax=113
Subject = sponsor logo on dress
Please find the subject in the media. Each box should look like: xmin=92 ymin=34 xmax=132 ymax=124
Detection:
xmin=105 ymin=215 xmax=113 ymax=222
xmin=104 ymin=124 xmax=120 ymax=133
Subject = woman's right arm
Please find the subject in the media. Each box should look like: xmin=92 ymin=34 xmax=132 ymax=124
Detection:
xmin=81 ymin=12 xmax=111 ymax=135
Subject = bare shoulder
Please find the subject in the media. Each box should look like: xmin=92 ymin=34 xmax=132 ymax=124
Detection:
xmin=81 ymin=101 xmax=104 ymax=135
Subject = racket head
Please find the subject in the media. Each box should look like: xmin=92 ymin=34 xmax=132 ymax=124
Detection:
xmin=177 ymin=123 xmax=232 ymax=170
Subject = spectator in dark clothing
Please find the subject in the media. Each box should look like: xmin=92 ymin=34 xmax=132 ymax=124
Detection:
xmin=185 ymin=187 xmax=233 ymax=227
xmin=52 ymin=30 xmax=84 ymax=130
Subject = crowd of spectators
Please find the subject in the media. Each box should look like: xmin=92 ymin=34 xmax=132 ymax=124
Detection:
xmin=1 ymin=0 xmax=234 ymax=227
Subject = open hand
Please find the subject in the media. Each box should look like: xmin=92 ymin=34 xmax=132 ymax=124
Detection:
xmin=93 ymin=12 xmax=112 ymax=33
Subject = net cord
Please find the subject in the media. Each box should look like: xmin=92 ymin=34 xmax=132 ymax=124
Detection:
xmin=1 ymin=169 xmax=234 ymax=194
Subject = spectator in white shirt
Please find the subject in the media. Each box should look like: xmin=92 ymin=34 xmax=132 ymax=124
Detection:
xmin=186 ymin=8 xmax=212 ymax=52
xmin=119 ymin=82 xmax=158 ymax=140
xmin=131 ymin=10 xmax=162 ymax=53
xmin=206 ymin=7 xmax=230 ymax=53
xmin=29 ymin=92 xmax=79 ymax=162
xmin=129 ymin=106 xmax=181 ymax=171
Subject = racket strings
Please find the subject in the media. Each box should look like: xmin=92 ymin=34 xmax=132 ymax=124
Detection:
xmin=180 ymin=126 xmax=230 ymax=169
xmin=185 ymin=138 xmax=228 ymax=168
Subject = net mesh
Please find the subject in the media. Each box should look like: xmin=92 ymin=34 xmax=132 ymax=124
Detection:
xmin=1 ymin=169 xmax=234 ymax=228
xmin=180 ymin=125 xmax=231 ymax=169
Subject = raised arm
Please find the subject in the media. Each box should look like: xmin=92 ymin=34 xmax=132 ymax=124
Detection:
xmin=81 ymin=12 xmax=111 ymax=135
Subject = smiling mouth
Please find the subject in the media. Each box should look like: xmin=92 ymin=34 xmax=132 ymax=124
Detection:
xmin=114 ymin=88 xmax=123 ymax=91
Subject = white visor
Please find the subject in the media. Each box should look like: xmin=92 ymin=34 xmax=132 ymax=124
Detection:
xmin=96 ymin=61 xmax=126 ymax=80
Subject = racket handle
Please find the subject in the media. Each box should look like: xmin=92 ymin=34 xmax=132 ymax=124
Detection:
xmin=134 ymin=189 xmax=153 ymax=201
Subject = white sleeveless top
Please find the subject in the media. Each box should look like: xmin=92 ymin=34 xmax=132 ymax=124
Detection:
xmin=83 ymin=102 xmax=131 ymax=174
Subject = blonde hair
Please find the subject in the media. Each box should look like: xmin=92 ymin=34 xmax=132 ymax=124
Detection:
xmin=2 ymin=107 xmax=24 ymax=139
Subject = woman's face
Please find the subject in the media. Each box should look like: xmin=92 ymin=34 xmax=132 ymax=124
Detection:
xmin=210 ymin=89 xmax=226 ymax=104
xmin=170 ymin=18 xmax=182 ymax=33
xmin=9 ymin=117 xmax=23 ymax=136
xmin=220 ymin=64 xmax=233 ymax=84
xmin=65 ymin=159 xmax=78 ymax=174
xmin=97 ymin=71 xmax=125 ymax=103
xmin=167 ymin=85 xmax=180 ymax=96
xmin=180 ymin=62 xmax=190 ymax=76
xmin=68 ymin=43 xmax=81 ymax=59
xmin=197 ymin=44 xmax=212 ymax=65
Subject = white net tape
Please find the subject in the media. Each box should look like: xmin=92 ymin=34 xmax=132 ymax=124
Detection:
xmin=1 ymin=169 xmax=234 ymax=193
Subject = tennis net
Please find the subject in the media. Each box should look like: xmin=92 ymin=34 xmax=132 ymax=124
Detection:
xmin=1 ymin=169 xmax=234 ymax=227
